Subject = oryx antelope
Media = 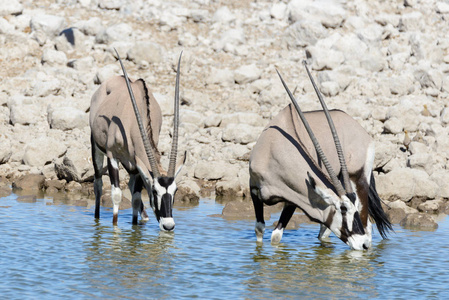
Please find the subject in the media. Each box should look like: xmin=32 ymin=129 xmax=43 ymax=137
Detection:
xmin=89 ymin=50 xmax=186 ymax=231
xmin=249 ymin=62 xmax=392 ymax=250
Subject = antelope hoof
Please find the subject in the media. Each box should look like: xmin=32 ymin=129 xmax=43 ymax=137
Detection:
xmin=141 ymin=210 xmax=149 ymax=221
xmin=271 ymin=228 xmax=284 ymax=244
xmin=255 ymin=221 xmax=265 ymax=242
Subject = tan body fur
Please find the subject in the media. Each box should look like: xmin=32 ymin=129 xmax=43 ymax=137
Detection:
xmin=250 ymin=103 xmax=378 ymax=248
xmin=90 ymin=76 xmax=162 ymax=176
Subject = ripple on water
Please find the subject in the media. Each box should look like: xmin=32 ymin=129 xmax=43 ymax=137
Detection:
xmin=0 ymin=194 xmax=449 ymax=299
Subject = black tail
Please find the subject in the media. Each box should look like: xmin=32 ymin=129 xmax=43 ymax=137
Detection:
xmin=368 ymin=172 xmax=393 ymax=239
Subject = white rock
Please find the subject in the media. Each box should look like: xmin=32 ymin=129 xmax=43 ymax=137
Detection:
xmin=67 ymin=56 xmax=95 ymax=72
xmin=282 ymin=20 xmax=327 ymax=48
xmin=374 ymin=140 xmax=396 ymax=169
xmin=26 ymin=79 xmax=62 ymax=98
xmin=383 ymin=117 xmax=403 ymax=134
xmin=154 ymin=93 xmax=173 ymax=116
xmin=436 ymin=1 xmax=449 ymax=14
xmin=215 ymin=28 xmax=245 ymax=51
xmin=55 ymin=28 xmax=88 ymax=53
xmin=388 ymin=74 xmax=414 ymax=95
xmin=234 ymin=64 xmax=262 ymax=84
xmin=0 ymin=0 xmax=23 ymax=16
xmin=194 ymin=160 xmax=228 ymax=180
xmin=376 ymin=168 xmax=438 ymax=202
xmin=387 ymin=53 xmax=410 ymax=71
xmin=95 ymin=23 xmax=133 ymax=44
xmin=441 ymin=107 xmax=449 ymax=124
xmin=127 ymin=41 xmax=164 ymax=64
xmin=307 ymin=46 xmax=344 ymax=70
xmin=388 ymin=200 xmax=418 ymax=214
xmin=249 ymin=79 xmax=271 ymax=94
xmin=410 ymin=33 xmax=444 ymax=63
xmin=270 ymin=2 xmax=287 ymax=20
xmin=0 ymin=135 xmax=12 ymax=164
xmin=94 ymin=64 xmax=120 ymax=84
xmin=98 ymin=0 xmax=121 ymax=10
xmin=407 ymin=153 xmax=434 ymax=175
xmin=430 ymin=170 xmax=449 ymax=198
xmin=74 ymin=17 xmax=104 ymax=36
xmin=375 ymin=13 xmax=401 ymax=27
xmin=204 ymin=114 xmax=222 ymax=128
xmin=79 ymin=0 xmax=93 ymax=8
xmin=10 ymin=104 xmax=42 ymax=125
xmin=288 ymin=0 xmax=346 ymax=28
xmin=357 ymin=23 xmax=383 ymax=44
xmin=212 ymin=6 xmax=235 ymax=24
xmin=48 ymin=107 xmax=89 ymax=130
xmin=220 ymin=112 xmax=265 ymax=127
xmin=418 ymin=200 xmax=442 ymax=213
xmin=408 ymin=141 xmax=428 ymax=155
xmin=222 ymin=124 xmax=262 ymax=144
xmin=359 ymin=48 xmax=385 ymax=72
xmin=180 ymin=109 xmax=204 ymax=127
xmin=320 ymin=81 xmax=340 ymax=96
xmin=332 ymin=33 xmax=368 ymax=63
xmin=0 ymin=17 xmax=14 ymax=34
xmin=41 ymin=49 xmax=67 ymax=66
xmin=23 ymin=137 xmax=67 ymax=167
xmin=206 ymin=68 xmax=234 ymax=86
xmin=400 ymin=11 xmax=424 ymax=31
xmin=159 ymin=11 xmax=183 ymax=30
xmin=189 ymin=9 xmax=209 ymax=23
xmin=30 ymin=14 xmax=66 ymax=37
xmin=54 ymin=144 xmax=93 ymax=182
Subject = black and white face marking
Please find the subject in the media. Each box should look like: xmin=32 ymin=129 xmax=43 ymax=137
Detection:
xmin=327 ymin=195 xmax=372 ymax=250
xmin=308 ymin=177 xmax=372 ymax=250
xmin=151 ymin=177 xmax=177 ymax=231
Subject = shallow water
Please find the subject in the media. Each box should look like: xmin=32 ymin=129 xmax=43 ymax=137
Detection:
xmin=1 ymin=193 xmax=448 ymax=299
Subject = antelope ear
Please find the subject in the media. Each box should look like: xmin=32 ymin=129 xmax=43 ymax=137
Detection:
xmin=174 ymin=151 xmax=187 ymax=177
xmin=306 ymin=173 xmax=338 ymax=209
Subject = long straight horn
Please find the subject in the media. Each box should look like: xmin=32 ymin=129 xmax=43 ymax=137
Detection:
xmin=302 ymin=61 xmax=353 ymax=195
xmin=276 ymin=69 xmax=346 ymax=197
xmin=167 ymin=51 xmax=182 ymax=177
xmin=114 ymin=48 xmax=160 ymax=178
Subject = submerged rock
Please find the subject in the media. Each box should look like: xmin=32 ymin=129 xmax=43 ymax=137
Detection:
xmin=400 ymin=213 xmax=438 ymax=230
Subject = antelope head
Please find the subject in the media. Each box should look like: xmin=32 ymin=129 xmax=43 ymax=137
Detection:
xmin=276 ymin=62 xmax=371 ymax=250
xmin=116 ymin=49 xmax=186 ymax=231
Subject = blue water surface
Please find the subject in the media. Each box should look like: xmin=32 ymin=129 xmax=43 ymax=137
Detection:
xmin=0 ymin=193 xmax=448 ymax=299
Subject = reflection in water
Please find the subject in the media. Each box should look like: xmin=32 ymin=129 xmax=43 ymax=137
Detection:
xmin=1 ymin=195 xmax=449 ymax=299
xmin=83 ymin=221 xmax=176 ymax=296
xmin=246 ymin=241 xmax=384 ymax=299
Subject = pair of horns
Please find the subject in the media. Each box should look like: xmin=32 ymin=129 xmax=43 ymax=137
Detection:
xmin=277 ymin=62 xmax=353 ymax=198
xmin=115 ymin=48 xmax=182 ymax=178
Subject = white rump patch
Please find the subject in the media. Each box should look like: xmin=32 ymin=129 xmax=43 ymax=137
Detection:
xmin=364 ymin=142 xmax=376 ymax=181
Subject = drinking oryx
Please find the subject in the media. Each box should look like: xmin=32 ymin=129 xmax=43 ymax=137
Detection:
xmin=89 ymin=50 xmax=186 ymax=231
xmin=249 ymin=62 xmax=392 ymax=250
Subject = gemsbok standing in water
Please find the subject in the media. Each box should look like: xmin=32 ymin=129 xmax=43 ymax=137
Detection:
xmin=89 ymin=50 xmax=185 ymax=231
xmin=249 ymin=62 xmax=392 ymax=250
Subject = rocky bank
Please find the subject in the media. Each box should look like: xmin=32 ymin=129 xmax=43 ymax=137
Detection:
xmin=1 ymin=0 xmax=449 ymax=229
